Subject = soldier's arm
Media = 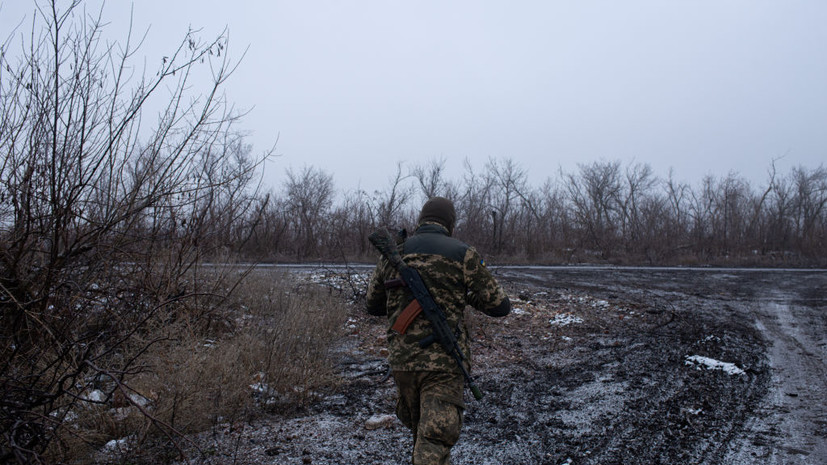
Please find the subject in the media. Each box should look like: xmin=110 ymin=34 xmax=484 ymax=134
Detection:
xmin=463 ymin=247 xmax=511 ymax=317
xmin=365 ymin=261 xmax=389 ymax=316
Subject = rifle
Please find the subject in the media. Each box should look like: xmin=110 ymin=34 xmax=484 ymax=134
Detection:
xmin=369 ymin=228 xmax=484 ymax=400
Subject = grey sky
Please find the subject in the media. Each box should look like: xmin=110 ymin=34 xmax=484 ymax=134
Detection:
xmin=3 ymin=1 xmax=826 ymax=193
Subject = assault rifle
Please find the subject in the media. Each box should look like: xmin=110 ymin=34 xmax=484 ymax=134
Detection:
xmin=368 ymin=228 xmax=484 ymax=400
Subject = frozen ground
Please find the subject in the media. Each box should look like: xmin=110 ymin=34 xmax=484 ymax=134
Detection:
xmin=175 ymin=267 xmax=826 ymax=465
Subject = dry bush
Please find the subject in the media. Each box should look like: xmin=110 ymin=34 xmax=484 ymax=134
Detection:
xmin=34 ymin=268 xmax=348 ymax=464
xmin=130 ymin=270 xmax=348 ymax=428
xmin=0 ymin=2 xmax=272 ymax=462
xmin=234 ymin=270 xmax=348 ymax=403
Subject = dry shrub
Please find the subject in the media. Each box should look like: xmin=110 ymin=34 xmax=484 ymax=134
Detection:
xmin=134 ymin=270 xmax=347 ymax=426
xmin=37 ymin=269 xmax=348 ymax=464
xmin=234 ymin=270 xmax=348 ymax=404
xmin=138 ymin=269 xmax=345 ymax=421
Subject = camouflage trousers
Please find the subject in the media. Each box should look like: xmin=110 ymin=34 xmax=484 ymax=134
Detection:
xmin=392 ymin=371 xmax=466 ymax=465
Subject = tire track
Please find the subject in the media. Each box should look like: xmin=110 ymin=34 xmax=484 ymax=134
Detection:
xmin=723 ymin=292 xmax=827 ymax=465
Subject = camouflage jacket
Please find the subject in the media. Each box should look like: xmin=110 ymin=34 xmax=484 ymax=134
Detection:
xmin=366 ymin=223 xmax=511 ymax=373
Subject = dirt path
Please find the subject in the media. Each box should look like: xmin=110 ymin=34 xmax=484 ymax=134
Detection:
xmin=177 ymin=267 xmax=826 ymax=465
xmin=723 ymin=288 xmax=827 ymax=464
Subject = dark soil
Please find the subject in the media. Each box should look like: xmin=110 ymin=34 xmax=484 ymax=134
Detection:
xmin=177 ymin=267 xmax=826 ymax=465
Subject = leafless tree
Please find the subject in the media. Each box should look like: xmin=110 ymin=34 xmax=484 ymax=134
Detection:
xmin=486 ymin=158 xmax=528 ymax=254
xmin=239 ymin=156 xmax=826 ymax=265
xmin=565 ymin=160 xmax=623 ymax=258
xmin=284 ymin=166 xmax=334 ymax=258
xmin=245 ymin=190 xmax=291 ymax=259
xmin=456 ymin=158 xmax=494 ymax=247
xmin=765 ymin=168 xmax=795 ymax=253
xmin=373 ymin=161 xmax=414 ymax=229
xmin=0 ymin=2 xmax=267 ymax=461
xmin=536 ymin=178 xmax=572 ymax=258
xmin=791 ymin=165 xmax=827 ymax=254
xmin=334 ymin=187 xmax=375 ymax=257
xmin=618 ymin=163 xmax=658 ymax=253
xmin=410 ymin=156 xmax=460 ymax=203
xmin=665 ymin=169 xmax=692 ymax=252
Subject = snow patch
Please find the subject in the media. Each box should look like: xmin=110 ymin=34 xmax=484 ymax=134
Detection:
xmin=250 ymin=382 xmax=270 ymax=394
xmin=685 ymin=355 xmax=745 ymax=375
xmin=82 ymin=389 xmax=105 ymax=403
xmin=549 ymin=313 xmax=583 ymax=326
xmin=127 ymin=392 xmax=151 ymax=408
xmin=102 ymin=435 xmax=135 ymax=452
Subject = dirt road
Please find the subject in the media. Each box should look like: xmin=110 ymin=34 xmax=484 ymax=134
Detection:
xmin=492 ymin=266 xmax=827 ymax=465
xmin=183 ymin=267 xmax=826 ymax=465
xmin=717 ymin=274 xmax=827 ymax=464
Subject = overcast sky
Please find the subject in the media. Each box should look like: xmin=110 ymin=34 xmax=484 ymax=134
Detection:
xmin=2 ymin=1 xmax=826 ymax=193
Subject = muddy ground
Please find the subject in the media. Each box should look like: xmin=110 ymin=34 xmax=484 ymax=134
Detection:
xmin=180 ymin=266 xmax=826 ymax=465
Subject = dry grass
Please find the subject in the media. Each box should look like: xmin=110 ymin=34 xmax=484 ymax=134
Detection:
xmin=45 ymin=268 xmax=349 ymax=464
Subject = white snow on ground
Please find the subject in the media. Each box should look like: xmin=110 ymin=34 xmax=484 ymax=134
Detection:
xmin=592 ymin=299 xmax=610 ymax=308
xmin=103 ymin=437 xmax=133 ymax=451
xmin=82 ymin=389 xmax=105 ymax=403
xmin=549 ymin=313 xmax=584 ymax=326
xmin=307 ymin=271 xmax=369 ymax=290
xmin=97 ymin=435 xmax=137 ymax=461
xmin=684 ymin=355 xmax=746 ymax=375
xmin=346 ymin=317 xmax=358 ymax=329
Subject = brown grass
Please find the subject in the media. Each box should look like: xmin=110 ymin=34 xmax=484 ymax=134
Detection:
xmin=46 ymin=268 xmax=349 ymax=464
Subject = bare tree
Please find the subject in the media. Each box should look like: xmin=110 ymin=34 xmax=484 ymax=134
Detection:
xmin=665 ymin=169 xmax=691 ymax=252
xmin=619 ymin=162 xmax=658 ymax=252
xmin=565 ymin=160 xmax=623 ymax=258
xmin=485 ymin=158 xmax=526 ymax=254
xmin=373 ymin=161 xmax=414 ymax=229
xmin=247 ymin=190 xmax=291 ymax=259
xmin=765 ymin=169 xmax=795 ymax=253
xmin=717 ymin=173 xmax=751 ymax=256
xmin=0 ymin=2 xmax=267 ymax=461
xmin=791 ymin=165 xmax=827 ymax=254
xmin=537 ymin=177 xmax=572 ymax=258
xmin=411 ymin=156 xmax=450 ymax=201
xmin=241 ymin=157 xmax=826 ymax=265
xmin=284 ymin=165 xmax=334 ymax=258
xmin=456 ymin=158 xmax=494 ymax=248
xmin=333 ymin=187 xmax=375 ymax=257
xmin=688 ymin=175 xmax=717 ymax=258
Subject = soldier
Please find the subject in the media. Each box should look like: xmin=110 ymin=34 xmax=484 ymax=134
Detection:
xmin=366 ymin=196 xmax=511 ymax=465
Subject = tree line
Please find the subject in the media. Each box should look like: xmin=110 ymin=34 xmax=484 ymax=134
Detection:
xmin=237 ymin=158 xmax=826 ymax=267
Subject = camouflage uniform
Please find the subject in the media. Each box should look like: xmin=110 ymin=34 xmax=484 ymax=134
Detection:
xmin=366 ymin=197 xmax=511 ymax=465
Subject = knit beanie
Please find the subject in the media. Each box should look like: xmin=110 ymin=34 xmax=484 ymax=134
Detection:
xmin=417 ymin=197 xmax=456 ymax=234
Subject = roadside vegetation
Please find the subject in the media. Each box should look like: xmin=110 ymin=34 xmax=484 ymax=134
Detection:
xmin=1 ymin=1 xmax=825 ymax=464
xmin=260 ymin=158 xmax=827 ymax=267
xmin=0 ymin=1 xmax=335 ymax=462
